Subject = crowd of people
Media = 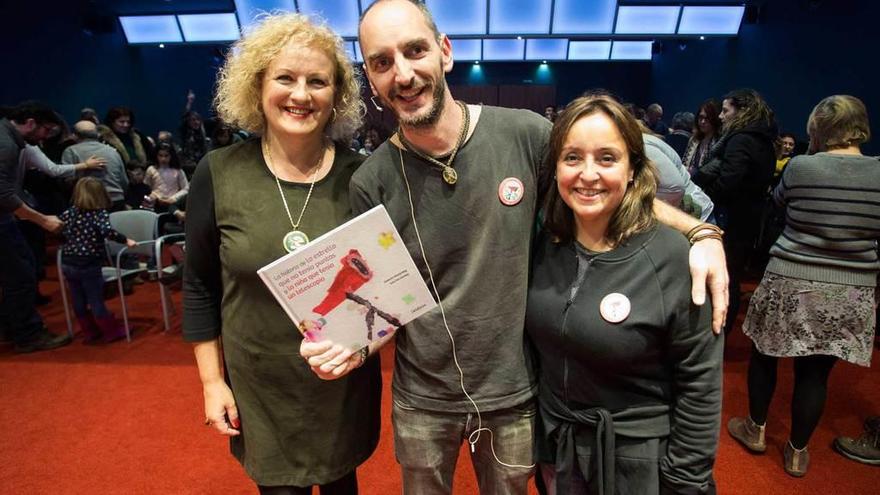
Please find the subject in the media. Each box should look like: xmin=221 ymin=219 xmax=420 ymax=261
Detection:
xmin=1 ymin=0 xmax=877 ymax=493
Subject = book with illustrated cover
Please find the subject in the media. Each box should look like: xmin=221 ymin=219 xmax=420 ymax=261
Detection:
xmin=258 ymin=205 xmax=436 ymax=351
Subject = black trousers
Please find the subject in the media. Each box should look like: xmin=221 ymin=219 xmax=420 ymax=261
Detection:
xmin=0 ymin=221 xmax=45 ymax=344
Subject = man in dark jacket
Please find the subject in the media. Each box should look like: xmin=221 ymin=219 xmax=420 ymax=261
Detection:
xmin=0 ymin=101 xmax=72 ymax=352
xmin=693 ymin=89 xmax=778 ymax=334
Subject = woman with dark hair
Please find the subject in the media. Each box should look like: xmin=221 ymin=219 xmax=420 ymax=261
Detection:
xmin=209 ymin=121 xmax=241 ymax=151
xmin=728 ymin=95 xmax=880 ymax=477
xmin=682 ymin=99 xmax=722 ymax=177
xmin=693 ymin=88 xmax=777 ymax=334
xmin=98 ymin=107 xmax=153 ymax=167
xmin=527 ymin=93 xmax=722 ymax=494
xmin=179 ymin=110 xmax=210 ymax=176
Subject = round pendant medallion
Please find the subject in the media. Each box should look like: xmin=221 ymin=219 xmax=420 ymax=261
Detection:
xmin=283 ymin=230 xmax=310 ymax=252
xmin=442 ymin=167 xmax=458 ymax=185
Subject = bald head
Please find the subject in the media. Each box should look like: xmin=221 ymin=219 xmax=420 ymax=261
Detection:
xmin=73 ymin=120 xmax=99 ymax=141
xmin=359 ymin=0 xmax=441 ymax=48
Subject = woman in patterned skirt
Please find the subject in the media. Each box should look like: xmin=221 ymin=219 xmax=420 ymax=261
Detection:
xmin=727 ymin=95 xmax=880 ymax=477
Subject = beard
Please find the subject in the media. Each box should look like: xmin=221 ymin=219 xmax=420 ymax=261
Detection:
xmin=382 ymin=64 xmax=447 ymax=130
xmin=399 ymin=77 xmax=446 ymax=129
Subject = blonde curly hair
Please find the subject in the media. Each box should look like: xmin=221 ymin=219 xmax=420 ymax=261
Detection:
xmin=214 ymin=13 xmax=364 ymax=141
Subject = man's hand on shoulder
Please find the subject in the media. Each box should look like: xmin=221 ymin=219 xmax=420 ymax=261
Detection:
xmin=688 ymin=236 xmax=728 ymax=334
xmin=40 ymin=214 xmax=63 ymax=233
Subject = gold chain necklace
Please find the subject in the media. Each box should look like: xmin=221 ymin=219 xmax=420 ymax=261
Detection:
xmin=262 ymin=139 xmax=325 ymax=252
xmin=397 ymin=100 xmax=469 ymax=185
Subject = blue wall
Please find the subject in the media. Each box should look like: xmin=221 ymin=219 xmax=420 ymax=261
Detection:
xmin=2 ymin=1 xmax=222 ymax=137
xmin=446 ymin=61 xmax=652 ymax=107
xmin=649 ymin=0 xmax=880 ymax=155
xmin=3 ymin=1 xmax=877 ymax=154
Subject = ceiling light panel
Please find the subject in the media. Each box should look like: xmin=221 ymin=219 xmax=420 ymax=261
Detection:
xmin=119 ymin=16 xmax=183 ymax=44
xmin=483 ymin=38 xmax=525 ymax=61
xmin=426 ymin=0 xmax=488 ymax=35
xmin=525 ymin=38 xmax=567 ymax=60
xmin=489 ymin=0 xmax=552 ymax=35
xmin=567 ymin=41 xmax=611 ymax=60
xmin=610 ymin=41 xmax=653 ymax=60
xmin=552 ymin=0 xmax=616 ymax=34
xmin=451 ymin=39 xmax=482 ymax=61
xmin=178 ymin=13 xmax=240 ymax=42
xmin=678 ymin=6 xmax=745 ymax=35
xmin=233 ymin=0 xmax=296 ymax=31
xmin=615 ymin=6 xmax=681 ymax=35
xmin=298 ymin=0 xmax=360 ymax=37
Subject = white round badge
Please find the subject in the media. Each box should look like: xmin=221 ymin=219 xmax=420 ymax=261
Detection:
xmin=498 ymin=177 xmax=525 ymax=206
xmin=599 ymin=293 xmax=631 ymax=324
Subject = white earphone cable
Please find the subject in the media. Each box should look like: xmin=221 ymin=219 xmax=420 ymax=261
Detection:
xmin=398 ymin=146 xmax=535 ymax=469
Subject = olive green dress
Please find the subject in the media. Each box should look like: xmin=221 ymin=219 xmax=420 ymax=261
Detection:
xmin=183 ymin=138 xmax=381 ymax=486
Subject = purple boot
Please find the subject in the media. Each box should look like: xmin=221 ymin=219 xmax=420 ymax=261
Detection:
xmin=76 ymin=314 xmax=102 ymax=344
xmin=95 ymin=315 xmax=128 ymax=343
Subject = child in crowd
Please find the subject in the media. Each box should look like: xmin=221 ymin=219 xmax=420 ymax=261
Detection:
xmin=145 ymin=142 xmax=189 ymax=212
xmin=124 ymin=162 xmax=152 ymax=210
xmin=60 ymin=178 xmax=136 ymax=343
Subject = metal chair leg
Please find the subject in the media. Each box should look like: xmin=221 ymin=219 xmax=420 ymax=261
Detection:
xmin=156 ymin=241 xmax=170 ymax=332
xmin=160 ymin=285 xmax=171 ymax=332
xmin=115 ymin=264 xmax=131 ymax=342
xmin=57 ymin=252 xmax=74 ymax=339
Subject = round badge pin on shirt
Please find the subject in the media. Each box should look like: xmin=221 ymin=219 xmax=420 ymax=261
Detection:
xmin=498 ymin=177 xmax=524 ymax=206
xmin=599 ymin=293 xmax=631 ymax=323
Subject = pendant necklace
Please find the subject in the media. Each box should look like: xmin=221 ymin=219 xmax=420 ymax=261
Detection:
xmin=397 ymin=100 xmax=469 ymax=185
xmin=263 ymin=139 xmax=325 ymax=252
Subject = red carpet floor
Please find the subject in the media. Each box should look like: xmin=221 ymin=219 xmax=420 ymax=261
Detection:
xmin=1 ymin=258 xmax=878 ymax=494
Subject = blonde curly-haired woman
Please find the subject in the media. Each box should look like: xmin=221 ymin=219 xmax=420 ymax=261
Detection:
xmin=183 ymin=13 xmax=379 ymax=494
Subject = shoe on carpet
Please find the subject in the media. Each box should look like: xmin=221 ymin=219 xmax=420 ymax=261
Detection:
xmin=834 ymin=430 xmax=880 ymax=466
xmin=13 ymin=331 xmax=72 ymax=354
xmin=728 ymin=416 xmax=767 ymax=453
xmin=784 ymin=441 xmax=810 ymax=477
xmin=865 ymin=416 xmax=880 ymax=433
xmin=95 ymin=315 xmax=127 ymax=343
xmin=75 ymin=314 xmax=102 ymax=344
xmin=159 ymin=264 xmax=182 ymax=286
